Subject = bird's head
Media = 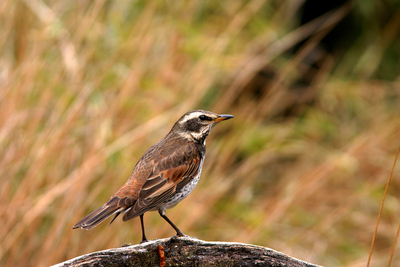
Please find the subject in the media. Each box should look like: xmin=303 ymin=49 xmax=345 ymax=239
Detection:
xmin=171 ymin=110 xmax=234 ymax=143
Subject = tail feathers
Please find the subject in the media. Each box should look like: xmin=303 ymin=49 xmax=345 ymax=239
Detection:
xmin=73 ymin=205 xmax=122 ymax=230
xmin=108 ymin=212 xmax=121 ymax=227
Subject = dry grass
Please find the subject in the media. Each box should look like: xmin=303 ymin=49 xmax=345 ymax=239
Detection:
xmin=1 ymin=0 xmax=400 ymax=266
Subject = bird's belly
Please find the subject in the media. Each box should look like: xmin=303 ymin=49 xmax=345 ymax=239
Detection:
xmin=163 ymin=174 xmax=201 ymax=209
xmin=158 ymin=158 xmax=204 ymax=211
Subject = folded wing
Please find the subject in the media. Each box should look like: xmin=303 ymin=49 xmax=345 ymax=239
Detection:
xmin=123 ymin=143 xmax=201 ymax=220
xmin=73 ymin=142 xmax=201 ymax=229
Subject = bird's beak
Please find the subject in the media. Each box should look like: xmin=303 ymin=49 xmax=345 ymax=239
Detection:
xmin=213 ymin=114 xmax=234 ymax=122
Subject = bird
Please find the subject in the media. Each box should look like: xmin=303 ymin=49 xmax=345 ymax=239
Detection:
xmin=73 ymin=110 xmax=234 ymax=243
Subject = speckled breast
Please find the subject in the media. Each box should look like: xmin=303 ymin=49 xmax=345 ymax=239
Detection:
xmin=160 ymin=157 xmax=204 ymax=211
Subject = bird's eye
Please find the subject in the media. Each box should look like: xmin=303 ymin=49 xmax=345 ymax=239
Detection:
xmin=199 ymin=115 xmax=212 ymax=121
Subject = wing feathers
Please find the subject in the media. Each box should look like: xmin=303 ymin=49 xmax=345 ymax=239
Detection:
xmin=140 ymin=175 xmax=164 ymax=191
xmin=123 ymin=146 xmax=201 ymax=221
xmin=73 ymin=141 xmax=203 ymax=229
xmin=140 ymin=180 xmax=172 ymax=199
xmin=122 ymin=186 xmax=177 ymax=221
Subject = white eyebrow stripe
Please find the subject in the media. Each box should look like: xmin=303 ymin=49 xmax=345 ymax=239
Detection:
xmin=179 ymin=112 xmax=204 ymax=123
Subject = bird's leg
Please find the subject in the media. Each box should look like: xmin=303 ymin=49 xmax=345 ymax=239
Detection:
xmin=140 ymin=214 xmax=149 ymax=243
xmin=158 ymin=210 xmax=185 ymax=237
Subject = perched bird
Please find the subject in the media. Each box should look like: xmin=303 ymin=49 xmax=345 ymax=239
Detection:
xmin=73 ymin=110 xmax=234 ymax=242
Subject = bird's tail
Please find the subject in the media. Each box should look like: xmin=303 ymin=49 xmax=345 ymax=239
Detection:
xmin=73 ymin=205 xmax=122 ymax=230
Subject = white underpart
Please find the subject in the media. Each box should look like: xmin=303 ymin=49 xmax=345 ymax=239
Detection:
xmin=190 ymin=129 xmax=209 ymax=142
xmin=157 ymin=155 xmax=205 ymax=213
xmin=178 ymin=128 xmax=209 ymax=145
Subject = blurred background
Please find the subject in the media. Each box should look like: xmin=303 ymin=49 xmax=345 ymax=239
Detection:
xmin=1 ymin=0 xmax=400 ymax=266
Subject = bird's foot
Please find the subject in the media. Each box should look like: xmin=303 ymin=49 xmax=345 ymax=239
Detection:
xmin=170 ymin=233 xmax=199 ymax=240
xmin=120 ymin=243 xmax=132 ymax=247
xmin=172 ymin=232 xmax=185 ymax=238
xmin=167 ymin=234 xmax=198 ymax=244
xmin=177 ymin=234 xmax=198 ymax=239
xmin=168 ymin=234 xmax=182 ymax=242
xmin=140 ymin=238 xmax=149 ymax=244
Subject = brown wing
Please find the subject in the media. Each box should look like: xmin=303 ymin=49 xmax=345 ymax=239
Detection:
xmin=122 ymin=143 xmax=201 ymax=221
xmin=73 ymin=138 xmax=202 ymax=229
